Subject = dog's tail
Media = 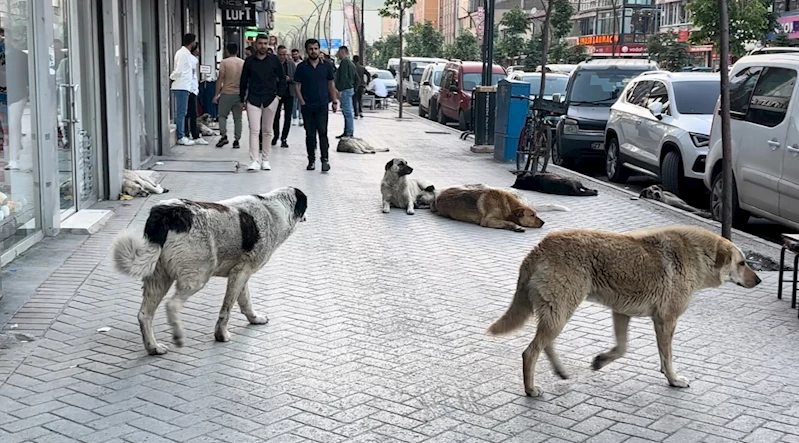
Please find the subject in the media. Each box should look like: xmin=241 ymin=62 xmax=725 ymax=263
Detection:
xmin=534 ymin=203 xmax=570 ymax=213
xmin=487 ymin=258 xmax=534 ymax=335
xmin=112 ymin=233 xmax=162 ymax=279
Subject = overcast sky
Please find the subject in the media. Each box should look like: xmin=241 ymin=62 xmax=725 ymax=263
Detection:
xmin=273 ymin=0 xmax=387 ymax=36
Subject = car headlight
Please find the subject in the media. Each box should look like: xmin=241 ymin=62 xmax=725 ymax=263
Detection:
xmin=563 ymin=117 xmax=579 ymax=134
xmin=690 ymin=132 xmax=709 ymax=148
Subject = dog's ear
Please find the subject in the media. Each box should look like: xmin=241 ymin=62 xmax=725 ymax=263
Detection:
xmin=385 ymin=160 xmax=394 ymax=171
xmin=714 ymin=241 xmax=732 ymax=269
xmin=513 ymin=208 xmax=527 ymax=218
xmin=425 ymin=185 xmax=435 ymax=192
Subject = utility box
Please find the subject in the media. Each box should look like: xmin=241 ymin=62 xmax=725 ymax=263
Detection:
xmin=494 ymin=80 xmax=530 ymax=163
xmin=472 ymin=85 xmax=497 ymax=147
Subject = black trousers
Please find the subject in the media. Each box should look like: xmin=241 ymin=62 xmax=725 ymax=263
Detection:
xmin=353 ymin=87 xmax=364 ymax=116
xmin=301 ymin=106 xmax=329 ymax=162
xmin=185 ymin=93 xmax=199 ymax=139
xmin=272 ymin=96 xmax=294 ymax=142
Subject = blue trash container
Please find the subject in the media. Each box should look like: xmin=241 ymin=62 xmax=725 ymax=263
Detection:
xmin=494 ymin=79 xmax=530 ymax=163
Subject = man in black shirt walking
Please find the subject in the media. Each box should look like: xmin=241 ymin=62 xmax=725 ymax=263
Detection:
xmin=239 ymin=34 xmax=286 ymax=172
xmin=272 ymin=45 xmax=296 ymax=148
xmin=294 ymin=39 xmax=339 ymax=172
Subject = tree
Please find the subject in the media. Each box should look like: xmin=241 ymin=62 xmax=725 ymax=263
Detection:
xmin=405 ymin=21 xmax=445 ymax=57
xmin=687 ymin=0 xmax=771 ymax=58
xmin=371 ymin=34 xmax=401 ymax=69
xmin=523 ymin=33 xmax=543 ymax=70
xmin=497 ymin=7 xmax=532 ymax=62
xmin=445 ymin=30 xmax=481 ymax=61
xmin=550 ymin=0 xmax=575 ymax=41
xmin=380 ymin=0 xmax=417 ymax=114
xmin=647 ymin=33 xmax=691 ymax=71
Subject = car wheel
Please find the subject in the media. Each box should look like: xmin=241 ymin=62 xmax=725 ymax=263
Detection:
xmin=418 ymin=102 xmax=427 ymax=118
xmin=661 ymin=150 xmax=684 ymax=197
xmin=428 ymin=99 xmax=438 ymax=121
xmin=605 ymin=137 xmax=629 ymax=183
xmin=458 ymin=111 xmax=469 ymax=131
xmin=711 ymin=173 xmax=750 ymax=228
xmin=551 ymin=136 xmax=576 ymax=169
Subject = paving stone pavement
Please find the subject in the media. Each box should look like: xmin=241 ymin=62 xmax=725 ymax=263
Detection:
xmin=1 ymin=107 xmax=799 ymax=443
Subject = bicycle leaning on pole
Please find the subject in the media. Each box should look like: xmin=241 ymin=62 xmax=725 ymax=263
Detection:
xmin=512 ymin=95 xmax=567 ymax=175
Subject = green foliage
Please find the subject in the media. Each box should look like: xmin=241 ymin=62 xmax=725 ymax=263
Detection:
xmin=770 ymin=31 xmax=799 ymax=47
xmin=496 ymin=34 xmax=527 ymax=62
xmin=405 ymin=21 xmax=445 ymax=57
xmin=379 ymin=0 xmax=418 ymax=18
xmin=562 ymin=45 xmax=589 ymax=64
xmin=523 ymin=34 xmax=543 ymax=70
xmin=444 ymin=30 xmax=481 ymax=61
xmin=687 ymin=0 xmax=771 ymax=57
xmin=499 ymin=6 xmax=531 ymax=35
xmin=550 ymin=0 xmax=575 ymax=41
xmin=370 ymin=34 xmax=401 ymax=69
xmin=647 ymin=33 xmax=692 ymax=71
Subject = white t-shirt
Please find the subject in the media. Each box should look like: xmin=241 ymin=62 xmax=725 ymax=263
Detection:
xmin=367 ymin=78 xmax=387 ymax=98
xmin=170 ymin=46 xmax=198 ymax=93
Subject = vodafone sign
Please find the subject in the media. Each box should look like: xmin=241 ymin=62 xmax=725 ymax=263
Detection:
xmin=590 ymin=44 xmax=646 ymax=56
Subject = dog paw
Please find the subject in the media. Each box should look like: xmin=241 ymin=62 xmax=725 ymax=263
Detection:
xmin=382 ymin=208 xmax=390 ymax=213
xmin=591 ymin=354 xmax=611 ymax=371
xmin=249 ymin=315 xmax=269 ymax=325
xmin=514 ymin=226 xmax=526 ymax=232
xmin=425 ymin=185 xmax=435 ymax=192
xmin=668 ymin=376 xmax=690 ymax=388
xmin=214 ymin=327 xmax=231 ymax=342
xmin=525 ymin=385 xmax=544 ymax=397
xmin=406 ymin=209 xmax=415 ymax=215
xmin=147 ymin=343 xmax=169 ymax=355
xmin=173 ymin=333 xmax=184 ymax=347
xmin=554 ymin=368 xmax=569 ymax=380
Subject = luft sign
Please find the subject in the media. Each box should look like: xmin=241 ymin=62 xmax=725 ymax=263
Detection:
xmin=222 ymin=4 xmax=256 ymax=27
xmin=219 ymin=0 xmax=245 ymax=9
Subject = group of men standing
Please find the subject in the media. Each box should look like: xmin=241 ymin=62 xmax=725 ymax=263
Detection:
xmin=171 ymin=32 xmax=378 ymax=174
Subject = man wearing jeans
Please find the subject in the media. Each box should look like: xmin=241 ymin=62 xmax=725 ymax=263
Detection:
xmin=239 ymin=34 xmax=286 ymax=172
xmin=334 ymin=46 xmax=357 ymax=138
xmin=294 ymin=38 xmax=338 ymax=172
xmin=213 ymin=43 xmax=244 ymax=149
xmin=170 ymin=33 xmax=198 ymax=146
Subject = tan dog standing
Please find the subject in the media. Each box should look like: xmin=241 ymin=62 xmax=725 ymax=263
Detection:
xmin=487 ymin=226 xmax=761 ymax=396
xmin=431 ymin=185 xmax=545 ymax=232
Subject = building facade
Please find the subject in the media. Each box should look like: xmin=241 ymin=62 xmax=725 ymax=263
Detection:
xmin=412 ymin=0 xmax=440 ymax=26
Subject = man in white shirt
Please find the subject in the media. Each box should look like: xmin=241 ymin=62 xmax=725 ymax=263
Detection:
xmin=170 ymin=33 xmax=198 ymax=146
xmin=366 ymin=73 xmax=388 ymax=98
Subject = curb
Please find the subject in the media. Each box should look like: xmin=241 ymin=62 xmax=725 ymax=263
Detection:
xmin=404 ymin=111 xmax=782 ymax=258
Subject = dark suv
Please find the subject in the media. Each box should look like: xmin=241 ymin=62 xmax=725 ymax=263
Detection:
xmin=553 ymin=59 xmax=659 ymax=167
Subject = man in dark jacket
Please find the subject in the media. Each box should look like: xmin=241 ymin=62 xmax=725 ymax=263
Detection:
xmin=239 ymin=34 xmax=286 ymax=172
xmin=334 ymin=46 xmax=358 ymax=138
xmin=353 ymin=55 xmax=369 ymax=119
xmin=271 ymin=45 xmax=296 ymax=148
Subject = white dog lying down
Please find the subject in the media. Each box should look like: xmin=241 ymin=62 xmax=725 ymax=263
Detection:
xmin=121 ymin=170 xmax=169 ymax=198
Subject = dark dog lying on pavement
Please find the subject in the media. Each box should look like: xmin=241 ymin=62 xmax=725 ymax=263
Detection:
xmin=512 ymin=172 xmax=599 ymax=197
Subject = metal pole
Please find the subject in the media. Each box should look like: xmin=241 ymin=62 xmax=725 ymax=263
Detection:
xmin=399 ymin=0 xmax=404 ymax=118
xmin=359 ymin=0 xmax=365 ymax=62
xmin=482 ymin=0 xmax=496 ymax=86
xmin=719 ymin=0 xmax=733 ymax=239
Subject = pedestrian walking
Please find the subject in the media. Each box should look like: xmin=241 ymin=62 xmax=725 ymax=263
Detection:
xmin=353 ymin=55 xmax=369 ymax=119
xmin=334 ymin=46 xmax=357 ymax=138
xmin=169 ymin=33 xmax=198 ymax=146
xmin=291 ymin=48 xmax=303 ymax=126
xmin=294 ymin=38 xmax=338 ymax=172
xmin=213 ymin=42 xmax=245 ymax=149
xmin=244 ymin=45 xmax=254 ymax=58
xmin=186 ymin=46 xmax=208 ymax=145
xmin=271 ymin=45 xmax=296 ymax=148
xmin=239 ymin=33 xmax=286 ymax=172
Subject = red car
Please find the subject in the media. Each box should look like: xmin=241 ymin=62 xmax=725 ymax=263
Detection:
xmin=436 ymin=61 xmax=507 ymax=130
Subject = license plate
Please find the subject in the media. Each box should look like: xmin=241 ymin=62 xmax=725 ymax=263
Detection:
xmin=591 ymin=142 xmax=604 ymax=150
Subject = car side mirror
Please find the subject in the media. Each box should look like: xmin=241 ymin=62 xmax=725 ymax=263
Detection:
xmin=648 ymin=101 xmax=663 ymax=120
xmin=422 ymin=81 xmax=430 ymax=86
xmin=551 ymin=93 xmax=562 ymax=103
xmin=449 ymin=84 xmax=459 ymax=92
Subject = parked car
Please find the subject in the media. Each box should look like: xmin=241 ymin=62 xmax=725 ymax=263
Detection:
xmin=535 ymin=64 xmax=578 ymax=75
xmin=747 ymin=46 xmax=799 ymax=56
xmin=437 ymin=61 xmax=506 ymax=130
xmin=387 ymin=58 xmax=400 ymax=76
xmin=418 ymin=62 xmax=447 ymax=119
xmin=506 ymin=71 xmax=569 ymax=99
xmin=366 ymin=68 xmax=398 ymax=97
xmin=553 ymin=58 xmax=659 ymax=167
xmin=703 ymin=53 xmax=799 ymax=230
xmin=398 ymin=57 xmax=449 ymax=105
xmin=604 ymin=71 xmax=720 ymax=197
xmin=507 ymin=65 xmax=526 ymax=73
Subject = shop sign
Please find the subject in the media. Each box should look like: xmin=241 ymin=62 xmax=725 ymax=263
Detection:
xmin=222 ymin=4 xmax=257 ymax=27
xmin=778 ymin=14 xmax=799 ymax=39
xmin=689 ymin=45 xmax=713 ymax=53
xmin=577 ymin=34 xmax=618 ymax=46
xmin=591 ymin=44 xmax=646 ymax=55
xmin=219 ymin=0 xmax=245 ymax=9
xmin=677 ymin=30 xmax=690 ymax=42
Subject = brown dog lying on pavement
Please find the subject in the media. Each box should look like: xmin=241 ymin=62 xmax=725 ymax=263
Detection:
xmin=431 ymin=185 xmax=545 ymax=232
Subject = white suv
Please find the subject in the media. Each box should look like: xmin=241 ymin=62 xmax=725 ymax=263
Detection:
xmin=605 ymin=71 xmax=720 ymax=197
xmin=704 ymin=54 xmax=799 ymax=229
xmin=418 ymin=62 xmax=446 ymax=119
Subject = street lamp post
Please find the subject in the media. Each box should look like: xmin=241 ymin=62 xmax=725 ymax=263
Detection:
xmin=481 ymin=0 xmax=496 ymax=86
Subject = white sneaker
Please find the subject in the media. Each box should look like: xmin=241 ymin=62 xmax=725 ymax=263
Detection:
xmin=4 ymin=161 xmax=19 ymax=170
xmin=177 ymin=137 xmax=195 ymax=146
xmin=298 ymin=118 xmax=304 ymax=126
xmin=261 ymin=161 xmax=271 ymax=171
xmin=291 ymin=118 xmax=298 ymax=126
xmin=194 ymin=138 xmax=209 ymax=145
xmin=247 ymin=161 xmax=260 ymax=171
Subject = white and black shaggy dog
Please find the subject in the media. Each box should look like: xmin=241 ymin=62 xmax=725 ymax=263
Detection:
xmin=112 ymin=187 xmax=307 ymax=355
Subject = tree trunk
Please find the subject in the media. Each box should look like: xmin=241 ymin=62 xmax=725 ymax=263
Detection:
xmin=719 ymin=0 xmax=733 ymax=239
xmin=611 ymin=0 xmax=619 ymax=56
